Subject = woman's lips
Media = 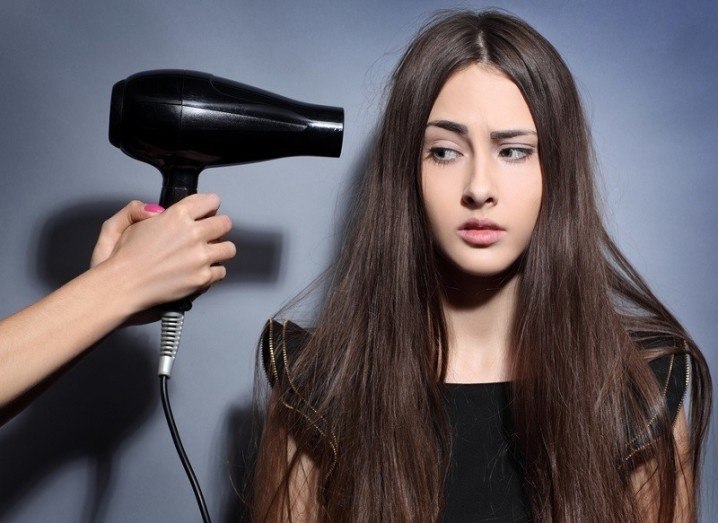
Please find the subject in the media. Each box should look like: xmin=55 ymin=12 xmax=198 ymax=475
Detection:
xmin=457 ymin=219 xmax=505 ymax=246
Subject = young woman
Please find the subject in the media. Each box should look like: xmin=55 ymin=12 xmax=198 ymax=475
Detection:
xmin=252 ymin=10 xmax=712 ymax=522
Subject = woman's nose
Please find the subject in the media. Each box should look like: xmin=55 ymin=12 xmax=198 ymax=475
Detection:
xmin=461 ymin=159 xmax=496 ymax=208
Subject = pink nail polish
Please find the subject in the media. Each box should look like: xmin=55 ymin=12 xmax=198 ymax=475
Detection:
xmin=144 ymin=204 xmax=165 ymax=213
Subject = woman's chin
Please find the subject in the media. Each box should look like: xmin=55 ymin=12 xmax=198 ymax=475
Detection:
xmin=439 ymin=253 xmax=523 ymax=283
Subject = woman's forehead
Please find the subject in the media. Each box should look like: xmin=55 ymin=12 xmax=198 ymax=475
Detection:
xmin=427 ymin=64 xmax=536 ymax=134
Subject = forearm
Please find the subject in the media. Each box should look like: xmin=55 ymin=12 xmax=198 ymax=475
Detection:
xmin=630 ymin=407 xmax=695 ymax=522
xmin=0 ymin=194 xmax=234 ymax=418
xmin=0 ymin=259 xmax=139 ymax=407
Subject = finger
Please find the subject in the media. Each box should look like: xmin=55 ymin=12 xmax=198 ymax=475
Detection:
xmin=196 ymin=214 xmax=233 ymax=241
xmin=91 ymin=199 xmax=165 ymax=269
xmin=100 ymin=200 xmax=162 ymax=240
xmin=99 ymin=200 xmax=142 ymax=238
xmin=206 ymin=240 xmax=237 ymax=265
xmin=123 ymin=202 xmax=164 ymax=229
xmin=92 ymin=200 xmax=152 ymax=267
xmin=169 ymin=193 xmax=222 ymax=220
xmin=142 ymin=203 xmax=165 ymax=215
xmin=196 ymin=265 xmax=227 ymax=294
xmin=117 ymin=200 xmax=163 ymax=228
xmin=209 ymin=264 xmax=227 ymax=283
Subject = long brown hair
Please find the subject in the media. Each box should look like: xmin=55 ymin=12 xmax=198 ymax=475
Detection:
xmin=251 ymin=10 xmax=712 ymax=521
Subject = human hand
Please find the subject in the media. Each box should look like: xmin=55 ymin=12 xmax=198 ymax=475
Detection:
xmin=93 ymin=193 xmax=236 ymax=316
xmin=91 ymin=200 xmax=165 ymax=268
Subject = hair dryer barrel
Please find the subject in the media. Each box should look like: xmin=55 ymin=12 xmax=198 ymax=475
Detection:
xmin=109 ymin=69 xmax=343 ymax=172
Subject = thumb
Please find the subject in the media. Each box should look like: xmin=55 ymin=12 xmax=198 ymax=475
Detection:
xmin=90 ymin=201 xmax=164 ymax=268
xmin=118 ymin=201 xmax=165 ymax=230
xmin=123 ymin=202 xmax=165 ymax=228
xmin=136 ymin=202 xmax=165 ymax=219
xmin=143 ymin=203 xmax=165 ymax=214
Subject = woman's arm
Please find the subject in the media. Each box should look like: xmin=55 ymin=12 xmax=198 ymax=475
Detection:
xmin=631 ymin=406 xmax=694 ymax=521
xmin=285 ymin=435 xmax=320 ymax=522
xmin=254 ymin=387 xmax=320 ymax=522
xmin=0 ymin=194 xmax=235 ymax=411
xmin=254 ymin=432 xmax=319 ymax=522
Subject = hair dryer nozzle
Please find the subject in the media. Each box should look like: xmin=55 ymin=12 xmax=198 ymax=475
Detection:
xmin=108 ymin=80 xmax=125 ymax=149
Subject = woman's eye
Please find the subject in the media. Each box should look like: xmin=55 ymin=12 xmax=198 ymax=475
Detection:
xmin=499 ymin=147 xmax=533 ymax=162
xmin=429 ymin=147 xmax=460 ymax=163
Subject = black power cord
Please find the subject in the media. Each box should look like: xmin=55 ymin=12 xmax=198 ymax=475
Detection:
xmin=160 ymin=375 xmax=212 ymax=523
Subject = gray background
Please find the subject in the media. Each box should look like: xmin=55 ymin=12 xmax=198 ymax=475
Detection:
xmin=0 ymin=1 xmax=716 ymax=521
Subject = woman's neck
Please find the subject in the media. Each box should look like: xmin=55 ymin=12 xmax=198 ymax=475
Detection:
xmin=440 ymin=260 xmax=519 ymax=384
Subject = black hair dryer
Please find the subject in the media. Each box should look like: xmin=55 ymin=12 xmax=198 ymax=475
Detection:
xmin=109 ymin=69 xmax=344 ymax=311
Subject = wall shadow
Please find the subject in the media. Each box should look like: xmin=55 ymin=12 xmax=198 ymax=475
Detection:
xmin=34 ymin=199 xmax=283 ymax=288
xmin=0 ymin=199 xmax=282 ymax=522
xmin=0 ymin=331 xmax=157 ymax=523
xmin=223 ymin=227 xmax=282 ymax=284
xmin=219 ymin=402 xmax=260 ymax=523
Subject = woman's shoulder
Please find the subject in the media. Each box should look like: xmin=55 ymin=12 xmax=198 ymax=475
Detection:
xmin=260 ymin=318 xmax=312 ymax=387
xmin=645 ymin=352 xmax=690 ymax=425
xmin=633 ymin=331 xmax=691 ymax=426
xmin=258 ymin=321 xmax=692 ymax=423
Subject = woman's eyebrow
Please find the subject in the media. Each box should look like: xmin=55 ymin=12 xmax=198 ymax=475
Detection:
xmin=489 ymin=129 xmax=537 ymax=140
xmin=426 ymin=121 xmax=537 ymax=141
xmin=426 ymin=120 xmax=468 ymax=135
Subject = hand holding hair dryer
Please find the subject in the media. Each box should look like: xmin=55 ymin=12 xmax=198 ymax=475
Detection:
xmin=109 ymin=69 xmax=343 ymax=370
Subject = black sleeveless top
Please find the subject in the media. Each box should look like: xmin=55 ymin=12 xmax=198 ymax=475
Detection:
xmin=442 ymin=381 xmax=530 ymax=522
xmin=261 ymin=320 xmax=690 ymax=522
xmin=440 ymin=352 xmax=690 ymax=522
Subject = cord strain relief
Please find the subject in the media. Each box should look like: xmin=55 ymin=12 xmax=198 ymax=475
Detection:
xmin=159 ymin=311 xmax=184 ymax=377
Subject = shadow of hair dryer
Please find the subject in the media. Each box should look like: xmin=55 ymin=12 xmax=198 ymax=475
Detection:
xmin=109 ymin=69 xmax=343 ymax=312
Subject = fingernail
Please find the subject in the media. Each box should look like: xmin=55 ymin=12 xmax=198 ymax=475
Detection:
xmin=144 ymin=204 xmax=165 ymax=213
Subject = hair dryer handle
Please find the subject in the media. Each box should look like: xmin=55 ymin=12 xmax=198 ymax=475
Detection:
xmin=160 ymin=167 xmax=202 ymax=313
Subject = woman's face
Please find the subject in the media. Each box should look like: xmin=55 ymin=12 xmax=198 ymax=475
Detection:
xmin=421 ymin=64 xmax=542 ymax=278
